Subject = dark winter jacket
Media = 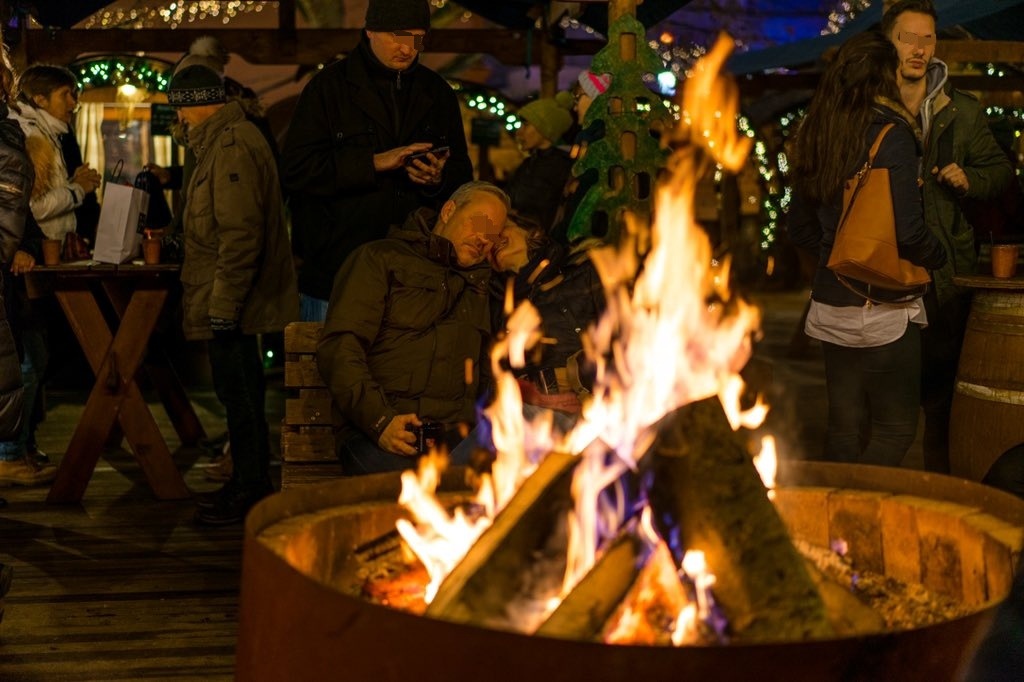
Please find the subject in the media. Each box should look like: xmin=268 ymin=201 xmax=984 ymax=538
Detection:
xmin=180 ymin=102 xmax=298 ymax=340
xmin=788 ymin=101 xmax=947 ymax=307
xmin=491 ymin=240 xmax=604 ymax=375
xmin=317 ymin=208 xmax=490 ymax=443
xmin=917 ymin=62 xmax=1013 ymax=305
xmin=505 ymin=146 xmax=574 ymax=234
xmin=282 ymin=37 xmax=473 ymax=300
xmin=0 ymin=104 xmax=34 ymax=441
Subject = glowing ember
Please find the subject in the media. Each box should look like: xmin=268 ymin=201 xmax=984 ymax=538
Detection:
xmin=603 ymin=541 xmax=692 ymax=646
xmin=395 ymin=453 xmax=491 ymax=602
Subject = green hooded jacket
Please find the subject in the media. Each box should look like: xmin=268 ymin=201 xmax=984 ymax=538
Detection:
xmin=919 ymin=60 xmax=1013 ymax=305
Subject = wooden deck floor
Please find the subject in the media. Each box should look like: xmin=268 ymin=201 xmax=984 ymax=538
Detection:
xmin=0 ymin=380 xmax=283 ymax=681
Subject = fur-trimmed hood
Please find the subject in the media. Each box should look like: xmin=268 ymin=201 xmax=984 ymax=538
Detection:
xmin=9 ymin=103 xmax=67 ymax=200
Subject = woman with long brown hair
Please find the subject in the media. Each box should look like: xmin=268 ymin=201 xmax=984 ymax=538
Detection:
xmin=788 ymin=31 xmax=947 ymax=467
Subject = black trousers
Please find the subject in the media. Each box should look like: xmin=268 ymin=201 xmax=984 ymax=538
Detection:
xmin=920 ymin=290 xmax=971 ymax=474
xmin=821 ymin=324 xmax=921 ymax=467
xmin=207 ymin=332 xmax=269 ymax=490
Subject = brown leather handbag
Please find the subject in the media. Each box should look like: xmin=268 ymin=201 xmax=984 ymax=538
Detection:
xmin=827 ymin=123 xmax=931 ymax=302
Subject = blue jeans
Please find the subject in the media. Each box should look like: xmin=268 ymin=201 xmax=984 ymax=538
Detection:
xmin=15 ymin=325 xmax=46 ymax=455
xmin=299 ymin=294 xmax=329 ymax=323
xmin=208 ymin=332 xmax=270 ymax=489
xmin=821 ymin=324 xmax=921 ymax=467
xmin=0 ymin=287 xmax=23 ymax=461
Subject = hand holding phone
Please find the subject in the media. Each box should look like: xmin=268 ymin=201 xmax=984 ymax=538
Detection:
xmin=405 ymin=146 xmax=450 ymax=167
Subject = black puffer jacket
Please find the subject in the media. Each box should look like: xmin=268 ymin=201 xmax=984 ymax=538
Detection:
xmin=282 ymin=37 xmax=473 ymax=300
xmin=492 ymin=240 xmax=604 ymax=373
xmin=0 ymin=103 xmax=34 ymax=441
xmin=788 ymin=101 xmax=948 ymax=306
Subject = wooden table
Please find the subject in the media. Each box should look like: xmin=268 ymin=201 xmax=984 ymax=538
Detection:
xmin=33 ymin=262 xmax=206 ymax=503
xmin=950 ymin=274 xmax=1024 ymax=481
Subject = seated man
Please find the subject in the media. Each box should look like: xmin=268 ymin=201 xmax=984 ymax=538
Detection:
xmin=317 ymin=181 xmax=509 ymax=475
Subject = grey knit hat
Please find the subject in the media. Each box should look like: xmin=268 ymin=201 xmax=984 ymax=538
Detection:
xmin=167 ymin=55 xmax=225 ymax=107
xmin=364 ymin=0 xmax=431 ymax=31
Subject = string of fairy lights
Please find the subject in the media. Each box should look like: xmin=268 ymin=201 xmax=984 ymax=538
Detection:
xmin=73 ymin=57 xmax=172 ymax=92
xmin=81 ymin=1 xmax=274 ymax=29
xmin=69 ymin=55 xmax=522 ymax=132
xmin=77 ymin=0 xmax=471 ymax=29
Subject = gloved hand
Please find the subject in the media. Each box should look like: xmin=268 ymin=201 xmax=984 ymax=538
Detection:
xmin=210 ymin=316 xmax=239 ymax=339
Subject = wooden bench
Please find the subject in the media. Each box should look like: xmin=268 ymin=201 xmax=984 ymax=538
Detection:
xmin=281 ymin=321 xmax=343 ymax=488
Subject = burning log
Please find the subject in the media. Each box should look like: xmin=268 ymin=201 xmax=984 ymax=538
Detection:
xmin=536 ymin=532 xmax=645 ymax=640
xmin=425 ymin=452 xmax=577 ymax=629
xmin=650 ymin=397 xmax=834 ymax=642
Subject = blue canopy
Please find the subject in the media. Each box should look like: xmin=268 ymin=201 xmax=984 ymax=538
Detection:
xmin=727 ymin=0 xmax=1024 ymax=74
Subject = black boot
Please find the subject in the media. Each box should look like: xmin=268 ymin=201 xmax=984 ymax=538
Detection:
xmin=194 ymin=480 xmax=274 ymax=526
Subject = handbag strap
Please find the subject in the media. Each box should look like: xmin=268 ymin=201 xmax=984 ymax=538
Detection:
xmin=839 ymin=123 xmax=895 ymax=225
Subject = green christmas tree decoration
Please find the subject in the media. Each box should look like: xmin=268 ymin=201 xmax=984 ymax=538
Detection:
xmin=567 ymin=14 xmax=673 ymax=244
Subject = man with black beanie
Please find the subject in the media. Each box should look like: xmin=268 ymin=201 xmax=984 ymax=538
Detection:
xmin=167 ymin=59 xmax=298 ymax=525
xmin=281 ymin=0 xmax=473 ymax=321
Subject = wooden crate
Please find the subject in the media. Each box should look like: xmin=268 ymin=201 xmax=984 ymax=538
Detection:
xmin=282 ymin=322 xmax=343 ymax=488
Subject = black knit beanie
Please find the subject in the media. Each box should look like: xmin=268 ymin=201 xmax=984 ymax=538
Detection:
xmin=167 ymin=58 xmax=225 ymax=107
xmin=364 ymin=0 xmax=431 ymax=31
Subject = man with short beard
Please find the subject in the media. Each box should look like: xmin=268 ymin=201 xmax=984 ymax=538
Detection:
xmin=882 ymin=0 xmax=1012 ymax=473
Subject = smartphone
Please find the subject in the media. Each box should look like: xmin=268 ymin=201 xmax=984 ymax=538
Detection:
xmin=405 ymin=146 xmax=450 ymax=166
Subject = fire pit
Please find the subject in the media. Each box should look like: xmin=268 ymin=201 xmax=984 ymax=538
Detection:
xmin=236 ymin=34 xmax=1023 ymax=681
xmin=236 ymin=462 xmax=1023 ymax=681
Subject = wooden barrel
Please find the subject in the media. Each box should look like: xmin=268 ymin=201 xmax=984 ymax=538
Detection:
xmin=950 ymin=279 xmax=1024 ymax=481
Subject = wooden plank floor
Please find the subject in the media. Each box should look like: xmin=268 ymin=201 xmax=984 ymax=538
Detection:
xmin=0 ymin=378 xmax=284 ymax=681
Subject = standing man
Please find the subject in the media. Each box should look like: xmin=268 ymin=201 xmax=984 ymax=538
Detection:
xmin=317 ymin=182 xmax=508 ymax=475
xmin=281 ymin=0 xmax=473 ymax=321
xmin=882 ymin=0 xmax=1013 ymax=473
xmin=167 ymin=56 xmax=298 ymax=524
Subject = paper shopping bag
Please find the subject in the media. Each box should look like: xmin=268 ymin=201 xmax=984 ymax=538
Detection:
xmin=93 ymin=182 xmax=150 ymax=264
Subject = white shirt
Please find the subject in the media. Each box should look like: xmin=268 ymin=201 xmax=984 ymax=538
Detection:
xmin=805 ymin=297 xmax=928 ymax=348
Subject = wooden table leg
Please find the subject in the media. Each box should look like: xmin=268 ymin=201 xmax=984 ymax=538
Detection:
xmin=48 ymin=285 xmax=190 ymax=503
xmin=103 ymin=281 xmax=208 ymax=446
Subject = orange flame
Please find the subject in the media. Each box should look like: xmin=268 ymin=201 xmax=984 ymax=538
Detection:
xmin=397 ymin=35 xmax=769 ymax=627
xmin=561 ymin=34 xmax=760 ymax=590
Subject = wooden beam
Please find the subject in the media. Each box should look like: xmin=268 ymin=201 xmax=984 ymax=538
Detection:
xmin=937 ymin=40 xmax=1024 ymax=64
xmin=22 ymin=28 xmax=603 ymax=67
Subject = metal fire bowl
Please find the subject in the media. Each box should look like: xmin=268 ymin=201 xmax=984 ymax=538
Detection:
xmin=235 ymin=462 xmax=1024 ymax=682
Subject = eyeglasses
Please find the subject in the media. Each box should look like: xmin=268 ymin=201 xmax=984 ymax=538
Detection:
xmin=389 ymin=31 xmax=426 ymax=50
xmin=897 ymin=31 xmax=936 ymax=48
